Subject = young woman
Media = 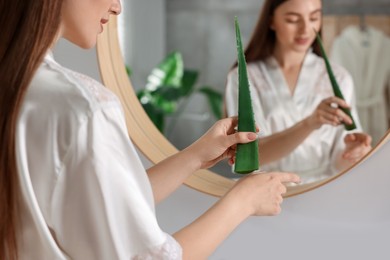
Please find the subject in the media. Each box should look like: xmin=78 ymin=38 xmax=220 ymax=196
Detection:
xmin=225 ymin=0 xmax=372 ymax=184
xmin=0 ymin=0 xmax=300 ymax=259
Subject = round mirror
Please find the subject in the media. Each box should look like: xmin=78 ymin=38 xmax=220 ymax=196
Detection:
xmin=96 ymin=0 xmax=390 ymax=197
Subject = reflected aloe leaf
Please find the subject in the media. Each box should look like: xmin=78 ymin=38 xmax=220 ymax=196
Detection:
xmin=314 ymin=30 xmax=357 ymax=131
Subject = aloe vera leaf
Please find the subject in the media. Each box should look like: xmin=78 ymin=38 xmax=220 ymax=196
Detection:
xmin=234 ymin=17 xmax=259 ymax=174
xmin=314 ymin=31 xmax=357 ymax=131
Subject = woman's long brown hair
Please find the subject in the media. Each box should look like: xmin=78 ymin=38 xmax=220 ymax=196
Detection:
xmin=0 ymin=1 xmax=63 ymax=258
xmin=243 ymin=0 xmax=322 ymax=65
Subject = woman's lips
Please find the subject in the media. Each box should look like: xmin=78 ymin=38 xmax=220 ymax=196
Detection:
xmin=100 ymin=19 xmax=109 ymax=33
xmin=295 ymin=37 xmax=310 ymax=45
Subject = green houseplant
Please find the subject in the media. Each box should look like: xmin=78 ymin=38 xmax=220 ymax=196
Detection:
xmin=132 ymin=52 xmax=223 ymax=134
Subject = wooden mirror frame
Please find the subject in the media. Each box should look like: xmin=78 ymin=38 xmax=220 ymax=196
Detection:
xmin=96 ymin=16 xmax=390 ymax=198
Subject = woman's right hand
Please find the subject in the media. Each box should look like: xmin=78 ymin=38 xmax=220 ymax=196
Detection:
xmin=173 ymin=172 xmax=299 ymax=259
xmin=226 ymin=172 xmax=300 ymax=216
xmin=306 ymin=96 xmax=353 ymax=130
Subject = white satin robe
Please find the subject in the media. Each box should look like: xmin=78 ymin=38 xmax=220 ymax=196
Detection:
xmin=331 ymin=26 xmax=390 ymax=145
xmin=225 ymin=51 xmax=362 ymax=183
xmin=15 ymin=53 xmax=182 ymax=259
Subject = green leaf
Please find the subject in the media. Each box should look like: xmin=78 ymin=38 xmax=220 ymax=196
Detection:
xmin=181 ymin=69 xmax=199 ymax=96
xmin=153 ymin=95 xmax=177 ymax=114
xmin=314 ymin=30 xmax=357 ymax=131
xmin=146 ymin=52 xmax=184 ymax=92
xmin=234 ymin=16 xmax=259 ymax=174
xmin=125 ymin=65 xmax=132 ymax=77
xmin=198 ymin=87 xmax=223 ymax=119
xmin=137 ymin=90 xmax=165 ymax=132
xmin=153 ymin=86 xmax=183 ymax=101
xmin=137 ymin=89 xmax=153 ymax=105
xmin=136 ymin=51 xmax=223 ymax=135
xmin=142 ymin=103 xmax=165 ymax=132
xmin=137 ymin=89 xmax=176 ymax=114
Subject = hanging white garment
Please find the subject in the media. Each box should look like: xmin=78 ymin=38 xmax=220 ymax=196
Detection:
xmin=225 ymin=51 xmax=362 ymax=184
xmin=15 ymin=53 xmax=182 ymax=259
xmin=331 ymin=26 xmax=390 ymax=145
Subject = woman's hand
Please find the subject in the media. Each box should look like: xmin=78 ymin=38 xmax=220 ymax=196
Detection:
xmin=173 ymin=171 xmax=300 ymax=259
xmin=342 ymin=132 xmax=372 ymax=163
xmin=226 ymin=172 xmax=300 ymax=216
xmin=184 ymin=117 xmax=258 ymax=169
xmin=306 ymin=96 xmax=353 ymax=130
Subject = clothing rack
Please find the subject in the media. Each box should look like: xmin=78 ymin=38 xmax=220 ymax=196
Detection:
xmin=322 ymin=15 xmax=390 ymax=53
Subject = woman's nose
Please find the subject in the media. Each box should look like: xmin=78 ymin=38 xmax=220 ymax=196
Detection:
xmin=110 ymin=0 xmax=122 ymax=15
xmin=299 ymin=19 xmax=310 ymax=34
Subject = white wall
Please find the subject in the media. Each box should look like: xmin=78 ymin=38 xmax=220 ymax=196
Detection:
xmin=118 ymin=0 xmax=166 ymax=91
xmin=53 ymin=39 xmax=390 ymax=260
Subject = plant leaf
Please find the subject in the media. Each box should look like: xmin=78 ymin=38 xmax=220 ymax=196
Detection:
xmin=125 ymin=65 xmax=132 ymax=77
xmin=145 ymin=52 xmax=183 ymax=92
xmin=314 ymin=30 xmax=357 ymax=131
xmin=198 ymin=87 xmax=223 ymax=119
xmin=137 ymin=90 xmax=165 ymax=132
xmin=153 ymin=86 xmax=183 ymax=101
xmin=137 ymin=89 xmax=176 ymax=114
xmin=153 ymin=95 xmax=177 ymax=114
xmin=181 ymin=69 xmax=199 ymax=96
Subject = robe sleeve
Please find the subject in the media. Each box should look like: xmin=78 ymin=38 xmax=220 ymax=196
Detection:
xmin=49 ymin=104 xmax=182 ymax=260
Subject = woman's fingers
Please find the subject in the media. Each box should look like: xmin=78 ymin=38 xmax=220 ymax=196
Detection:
xmin=325 ymin=96 xmax=350 ymax=109
xmin=241 ymin=172 xmax=300 ymax=216
xmin=269 ymin=172 xmax=301 ymax=184
xmin=343 ymin=133 xmax=372 ymax=162
xmin=318 ymin=98 xmax=352 ymax=125
xmin=224 ymin=131 xmax=257 ymax=148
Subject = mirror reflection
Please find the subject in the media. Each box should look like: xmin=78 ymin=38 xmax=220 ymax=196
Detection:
xmin=118 ymin=0 xmax=390 ymax=184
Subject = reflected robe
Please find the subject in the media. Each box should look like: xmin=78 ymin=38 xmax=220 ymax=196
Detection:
xmin=225 ymin=51 xmax=362 ymax=183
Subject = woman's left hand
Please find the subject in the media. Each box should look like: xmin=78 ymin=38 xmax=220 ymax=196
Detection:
xmin=342 ymin=132 xmax=372 ymax=163
xmin=185 ymin=117 xmax=258 ymax=169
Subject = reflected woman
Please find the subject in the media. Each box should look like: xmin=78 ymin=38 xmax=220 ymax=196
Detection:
xmin=225 ymin=0 xmax=372 ymax=183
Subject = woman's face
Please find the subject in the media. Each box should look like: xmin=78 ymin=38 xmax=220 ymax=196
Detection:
xmin=271 ymin=0 xmax=322 ymax=53
xmin=61 ymin=0 xmax=121 ymax=49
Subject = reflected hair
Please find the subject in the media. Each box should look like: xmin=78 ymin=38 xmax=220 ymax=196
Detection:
xmin=0 ymin=0 xmax=63 ymax=259
xmin=244 ymin=0 xmax=322 ymax=64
